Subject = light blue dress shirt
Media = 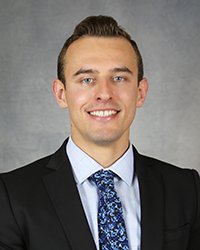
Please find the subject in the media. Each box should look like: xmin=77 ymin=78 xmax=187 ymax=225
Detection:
xmin=66 ymin=137 xmax=141 ymax=250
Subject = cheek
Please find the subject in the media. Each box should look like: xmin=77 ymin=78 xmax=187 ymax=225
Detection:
xmin=120 ymin=88 xmax=138 ymax=107
xmin=66 ymin=88 xmax=91 ymax=110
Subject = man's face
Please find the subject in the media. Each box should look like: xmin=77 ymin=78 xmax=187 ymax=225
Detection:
xmin=54 ymin=37 xmax=148 ymax=148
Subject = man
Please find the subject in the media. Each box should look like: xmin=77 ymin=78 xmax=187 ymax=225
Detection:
xmin=0 ymin=15 xmax=199 ymax=250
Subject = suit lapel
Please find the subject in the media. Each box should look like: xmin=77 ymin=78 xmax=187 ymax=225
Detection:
xmin=134 ymin=148 xmax=165 ymax=250
xmin=42 ymin=140 xmax=165 ymax=250
xmin=43 ymin=140 xmax=97 ymax=250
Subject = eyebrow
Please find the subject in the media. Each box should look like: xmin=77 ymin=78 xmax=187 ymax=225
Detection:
xmin=73 ymin=68 xmax=99 ymax=77
xmin=73 ymin=66 xmax=133 ymax=77
xmin=109 ymin=67 xmax=133 ymax=75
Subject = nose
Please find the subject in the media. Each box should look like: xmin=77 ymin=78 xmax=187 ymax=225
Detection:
xmin=95 ymin=80 xmax=113 ymax=101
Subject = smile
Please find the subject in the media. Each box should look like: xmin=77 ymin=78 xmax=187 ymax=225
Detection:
xmin=89 ymin=110 xmax=118 ymax=117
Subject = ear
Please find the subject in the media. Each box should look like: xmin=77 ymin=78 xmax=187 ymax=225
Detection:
xmin=136 ymin=77 xmax=148 ymax=108
xmin=52 ymin=79 xmax=68 ymax=108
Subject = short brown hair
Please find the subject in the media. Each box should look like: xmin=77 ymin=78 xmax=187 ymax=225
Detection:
xmin=57 ymin=15 xmax=144 ymax=85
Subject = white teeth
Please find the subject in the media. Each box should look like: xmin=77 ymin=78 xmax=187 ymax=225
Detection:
xmin=90 ymin=110 xmax=117 ymax=117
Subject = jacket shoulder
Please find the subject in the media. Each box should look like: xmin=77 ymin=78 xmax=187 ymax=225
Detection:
xmin=134 ymin=148 xmax=200 ymax=191
xmin=1 ymin=139 xmax=68 ymax=182
xmin=138 ymin=151 xmax=198 ymax=176
xmin=2 ymin=154 xmax=52 ymax=174
xmin=0 ymin=154 xmax=54 ymax=188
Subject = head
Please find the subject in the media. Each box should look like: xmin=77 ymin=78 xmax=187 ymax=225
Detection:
xmin=57 ymin=15 xmax=144 ymax=86
xmin=53 ymin=15 xmax=148 ymax=154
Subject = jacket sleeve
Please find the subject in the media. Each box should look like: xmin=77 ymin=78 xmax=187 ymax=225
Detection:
xmin=0 ymin=177 xmax=26 ymax=250
xmin=187 ymin=170 xmax=200 ymax=249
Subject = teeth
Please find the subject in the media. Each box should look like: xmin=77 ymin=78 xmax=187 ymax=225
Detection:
xmin=90 ymin=110 xmax=117 ymax=117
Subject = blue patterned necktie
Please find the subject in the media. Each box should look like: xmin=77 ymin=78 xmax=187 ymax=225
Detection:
xmin=90 ymin=170 xmax=129 ymax=250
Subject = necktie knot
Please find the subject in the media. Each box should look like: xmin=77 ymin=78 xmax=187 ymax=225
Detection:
xmin=90 ymin=170 xmax=116 ymax=193
xmin=90 ymin=170 xmax=115 ymax=184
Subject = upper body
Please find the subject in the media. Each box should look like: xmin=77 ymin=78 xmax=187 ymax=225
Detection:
xmin=1 ymin=15 xmax=199 ymax=249
xmin=0 ymin=138 xmax=200 ymax=250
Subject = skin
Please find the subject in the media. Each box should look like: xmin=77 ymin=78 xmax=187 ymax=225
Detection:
xmin=53 ymin=37 xmax=148 ymax=167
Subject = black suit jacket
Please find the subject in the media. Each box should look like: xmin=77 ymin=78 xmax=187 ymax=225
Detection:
xmin=0 ymin=139 xmax=200 ymax=250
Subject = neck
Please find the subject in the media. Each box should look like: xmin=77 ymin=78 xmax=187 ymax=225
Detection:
xmin=71 ymin=136 xmax=130 ymax=168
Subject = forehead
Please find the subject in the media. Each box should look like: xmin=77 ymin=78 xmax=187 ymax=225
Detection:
xmin=64 ymin=37 xmax=138 ymax=74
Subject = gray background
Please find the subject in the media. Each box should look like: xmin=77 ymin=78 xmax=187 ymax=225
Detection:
xmin=1 ymin=0 xmax=200 ymax=173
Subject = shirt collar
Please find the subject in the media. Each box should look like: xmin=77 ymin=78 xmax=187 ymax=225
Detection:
xmin=66 ymin=137 xmax=134 ymax=186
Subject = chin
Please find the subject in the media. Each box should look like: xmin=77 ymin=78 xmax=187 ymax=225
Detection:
xmin=87 ymin=132 xmax=124 ymax=146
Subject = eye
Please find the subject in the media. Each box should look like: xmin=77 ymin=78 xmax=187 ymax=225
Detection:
xmin=82 ymin=78 xmax=94 ymax=84
xmin=113 ymin=76 xmax=125 ymax=82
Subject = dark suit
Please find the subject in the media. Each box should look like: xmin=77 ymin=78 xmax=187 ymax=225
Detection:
xmin=0 ymin=139 xmax=200 ymax=250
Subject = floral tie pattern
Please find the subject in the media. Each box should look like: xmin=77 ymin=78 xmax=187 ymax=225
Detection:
xmin=90 ymin=170 xmax=129 ymax=250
